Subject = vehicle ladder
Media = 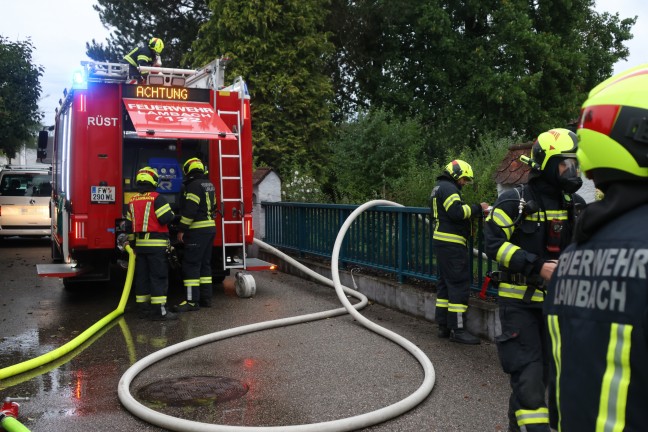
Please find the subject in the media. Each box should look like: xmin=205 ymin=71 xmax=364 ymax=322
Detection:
xmin=217 ymin=93 xmax=246 ymax=271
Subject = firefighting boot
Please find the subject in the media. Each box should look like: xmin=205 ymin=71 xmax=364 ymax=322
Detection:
xmin=437 ymin=325 xmax=451 ymax=338
xmin=199 ymin=286 xmax=213 ymax=307
xmin=449 ymin=329 xmax=481 ymax=345
xmin=173 ymin=301 xmax=200 ymax=313
xmin=149 ymin=304 xmax=178 ymax=321
xmin=137 ymin=302 xmax=151 ymax=319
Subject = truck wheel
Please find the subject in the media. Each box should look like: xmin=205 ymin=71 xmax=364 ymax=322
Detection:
xmin=235 ymin=273 xmax=256 ymax=298
xmin=63 ymin=278 xmax=83 ymax=291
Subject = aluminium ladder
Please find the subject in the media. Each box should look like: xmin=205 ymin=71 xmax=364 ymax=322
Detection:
xmin=217 ymin=107 xmax=246 ymax=271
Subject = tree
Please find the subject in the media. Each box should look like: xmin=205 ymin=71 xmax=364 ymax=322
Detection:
xmin=86 ymin=0 xmax=210 ymax=66
xmin=326 ymin=0 xmax=636 ymax=152
xmin=190 ymin=0 xmax=335 ymax=179
xmin=0 ymin=36 xmax=43 ymax=160
xmin=329 ymin=109 xmax=427 ymax=203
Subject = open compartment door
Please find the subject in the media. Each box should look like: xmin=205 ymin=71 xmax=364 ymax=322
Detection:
xmin=123 ymin=98 xmax=236 ymax=140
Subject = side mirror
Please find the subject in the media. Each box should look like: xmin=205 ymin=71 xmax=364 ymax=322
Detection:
xmin=38 ymin=131 xmax=49 ymax=150
xmin=37 ymin=149 xmax=47 ymax=160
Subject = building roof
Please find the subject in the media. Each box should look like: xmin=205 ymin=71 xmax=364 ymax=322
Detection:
xmin=253 ymin=167 xmax=276 ymax=186
xmin=494 ymin=141 xmax=533 ymax=185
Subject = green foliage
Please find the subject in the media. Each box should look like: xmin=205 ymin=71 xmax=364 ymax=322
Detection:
xmin=329 ymin=108 xmax=428 ymax=204
xmin=87 ymin=0 xmax=210 ymax=66
xmin=86 ymin=0 xmax=636 ymax=206
xmin=390 ymin=162 xmax=438 ymax=207
xmin=456 ymin=134 xmax=513 ymax=206
xmin=327 ymin=0 xmax=636 ymax=148
xmin=0 ymin=36 xmax=43 ymax=159
xmin=281 ymin=168 xmax=328 ymax=203
xmin=190 ymin=0 xmax=335 ymax=180
xmin=390 ymin=134 xmax=512 ymax=208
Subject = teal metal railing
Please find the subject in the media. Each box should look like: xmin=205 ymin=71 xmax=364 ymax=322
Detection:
xmin=262 ymin=202 xmax=497 ymax=295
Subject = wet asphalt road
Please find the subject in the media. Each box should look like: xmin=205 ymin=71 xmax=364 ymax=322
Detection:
xmin=0 ymin=237 xmax=510 ymax=431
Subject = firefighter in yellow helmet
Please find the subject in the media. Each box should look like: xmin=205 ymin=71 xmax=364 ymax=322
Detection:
xmin=123 ymin=37 xmax=164 ymax=81
xmin=125 ymin=167 xmax=177 ymax=320
xmin=431 ymin=159 xmax=489 ymax=344
xmin=173 ymin=157 xmax=217 ymax=312
xmin=544 ymin=66 xmax=648 ymax=431
xmin=484 ymin=129 xmax=586 ymax=432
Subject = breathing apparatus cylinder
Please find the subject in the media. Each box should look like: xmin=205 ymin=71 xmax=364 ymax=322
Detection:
xmin=488 ymin=196 xmax=537 ymax=229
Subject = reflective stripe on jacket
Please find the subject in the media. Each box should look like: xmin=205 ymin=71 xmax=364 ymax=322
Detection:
xmin=123 ymin=45 xmax=155 ymax=71
xmin=178 ymin=176 xmax=216 ymax=232
xmin=128 ymin=192 xmax=171 ymax=233
xmin=484 ymin=184 xmax=583 ymax=304
xmin=544 ymin=203 xmax=648 ymax=431
xmin=430 ymin=174 xmax=481 ymax=246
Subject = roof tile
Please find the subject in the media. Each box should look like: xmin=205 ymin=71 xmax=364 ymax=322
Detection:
xmin=494 ymin=141 xmax=533 ymax=185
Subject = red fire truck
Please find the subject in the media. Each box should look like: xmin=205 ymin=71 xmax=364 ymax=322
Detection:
xmin=36 ymin=58 xmax=272 ymax=293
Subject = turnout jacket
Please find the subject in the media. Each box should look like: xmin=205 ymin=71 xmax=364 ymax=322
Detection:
xmin=178 ymin=174 xmax=216 ymax=233
xmin=123 ymin=45 xmax=156 ymax=70
xmin=484 ymin=180 xmax=583 ymax=305
xmin=430 ymin=174 xmax=482 ymax=246
xmin=544 ymin=187 xmax=648 ymax=431
xmin=126 ymin=190 xmax=175 ymax=251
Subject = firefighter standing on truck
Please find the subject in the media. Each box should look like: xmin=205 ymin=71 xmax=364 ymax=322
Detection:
xmin=126 ymin=167 xmax=177 ymax=321
xmin=123 ymin=37 xmax=164 ymax=81
xmin=431 ymin=160 xmax=489 ymax=345
xmin=484 ymin=129 xmax=585 ymax=432
xmin=174 ymin=157 xmax=216 ymax=312
xmin=544 ymin=66 xmax=648 ymax=431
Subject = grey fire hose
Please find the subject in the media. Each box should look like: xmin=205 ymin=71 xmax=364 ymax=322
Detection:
xmin=118 ymin=199 xmax=436 ymax=431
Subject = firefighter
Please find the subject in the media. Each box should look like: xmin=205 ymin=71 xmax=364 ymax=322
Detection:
xmin=431 ymin=159 xmax=489 ymax=344
xmin=126 ymin=167 xmax=177 ymax=321
xmin=544 ymin=66 xmax=648 ymax=431
xmin=173 ymin=157 xmax=217 ymax=312
xmin=484 ymin=129 xmax=585 ymax=432
xmin=123 ymin=37 xmax=164 ymax=81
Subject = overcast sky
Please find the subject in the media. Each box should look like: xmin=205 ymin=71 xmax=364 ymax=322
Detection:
xmin=1 ymin=0 xmax=646 ymax=126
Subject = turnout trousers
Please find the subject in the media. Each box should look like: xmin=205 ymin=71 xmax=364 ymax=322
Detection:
xmin=496 ymin=303 xmax=550 ymax=432
xmin=434 ymin=241 xmax=471 ymax=330
xmin=134 ymin=247 xmax=169 ymax=306
xmin=182 ymin=230 xmax=215 ymax=304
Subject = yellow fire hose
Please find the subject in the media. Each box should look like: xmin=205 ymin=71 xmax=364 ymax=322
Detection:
xmin=0 ymin=245 xmax=136 ymax=381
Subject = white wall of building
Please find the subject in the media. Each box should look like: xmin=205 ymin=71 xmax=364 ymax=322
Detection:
xmin=0 ymin=147 xmax=39 ymax=166
xmin=253 ymin=171 xmax=281 ymax=239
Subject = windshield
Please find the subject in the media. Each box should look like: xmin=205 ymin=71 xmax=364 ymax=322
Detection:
xmin=0 ymin=173 xmax=52 ymax=197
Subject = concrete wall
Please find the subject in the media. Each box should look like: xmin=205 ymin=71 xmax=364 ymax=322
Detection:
xmin=256 ymin=250 xmax=502 ymax=341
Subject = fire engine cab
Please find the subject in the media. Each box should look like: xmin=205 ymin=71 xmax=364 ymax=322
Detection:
xmin=36 ymin=58 xmax=272 ymax=293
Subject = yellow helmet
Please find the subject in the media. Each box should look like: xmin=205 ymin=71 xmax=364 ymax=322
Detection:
xmin=577 ymin=64 xmax=648 ymax=188
xmin=148 ymin=37 xmax=164 ymax=54
xmin=136 ymin=166 xmax=159 ymax=187
xmin=444 ymin=159 xmax=474 ymax=181
xmin=524 ymin=128 xmax=578 ymax=172
xmin=183 ymin=157 xmax=205 ymax=175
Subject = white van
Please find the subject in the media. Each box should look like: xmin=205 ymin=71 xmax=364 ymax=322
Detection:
xmin=0 ymin=165 xmax=52 ymax=239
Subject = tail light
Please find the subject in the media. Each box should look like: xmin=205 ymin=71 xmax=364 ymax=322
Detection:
xmin=70 ymin=214 xmax=88 ymax=246
xmin=244 ymin=215 xmax=253 ymax=243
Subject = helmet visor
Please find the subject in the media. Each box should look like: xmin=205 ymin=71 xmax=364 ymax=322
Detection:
xmin=558 ymin=158 xmax=580 ymax=177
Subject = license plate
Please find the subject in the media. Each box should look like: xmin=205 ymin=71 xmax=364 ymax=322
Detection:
xmin=5 ymin=206 xmax=42 ymax=216
xmin=91 ymin=186 xmax=116 ymax=203
xmin=20 ymin=207 xmax=41 ymax=215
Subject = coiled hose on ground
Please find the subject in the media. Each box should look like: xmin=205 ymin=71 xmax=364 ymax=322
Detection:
xmin=118 ymin=200 xmax=436 ymax=431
